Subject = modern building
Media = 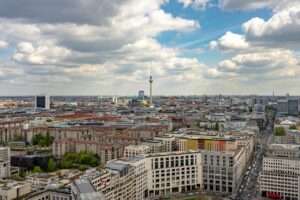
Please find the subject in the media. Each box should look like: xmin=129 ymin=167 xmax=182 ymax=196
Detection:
xmin=35 ymin=95 xmax=50 ymax=110
xmin=83 ymin=157 xmax=147 ymax=200
xmin=138 ymin=90 xmax=145 ymax=100
xmin=277 ymin=99 xmax=288 ymax=115
xmin=288 ymin=98 xmax=299 ymax=116
xmin=145 ymin=151 xmax=202 ymax=198
xmin=259 ymin=135 xmax=300 ymax=200
xmin=0 ymin=147 xmax=10 ymax=178
xmin=175 ymin=130 xmax=255 ymax=195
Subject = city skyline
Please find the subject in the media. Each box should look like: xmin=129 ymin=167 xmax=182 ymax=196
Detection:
xmin=0 ymin=0 xmax=300 ymax=96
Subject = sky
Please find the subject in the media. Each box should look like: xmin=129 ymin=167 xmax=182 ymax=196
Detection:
xmin=0 ymin=0 xmax=299 ymax=96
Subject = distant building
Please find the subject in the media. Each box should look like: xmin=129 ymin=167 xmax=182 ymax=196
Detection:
xmin=288 ymin=98 xmax=299 ymax=116
xmin=35 ymin=95 xmax=50 ymax=110
xmin=277 ymin=99 xmax=288 ymax=115
xmin=138 ymin=90 xmax=145 ymax=100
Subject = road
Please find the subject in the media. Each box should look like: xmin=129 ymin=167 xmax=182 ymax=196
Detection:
xmin=234 ymin=110 xmax=275 ymax=200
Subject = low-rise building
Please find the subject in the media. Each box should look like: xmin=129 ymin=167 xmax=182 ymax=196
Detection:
xmin=0 ymin=181 xmax=32 ymax=200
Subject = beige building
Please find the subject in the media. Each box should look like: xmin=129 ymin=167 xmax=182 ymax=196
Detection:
xmin=25 ymin=188 xmax=71 ymax=200
xmin=145 ymin=151 xmax=202 ymax=198
xmin=124 ymin=145 xmax=150 ymax=158
xmin=170 ymin=130 xmax=255 ymax=195
xmin=0 ymin=147 xmax=10 ymax=179
xmin=0 ymin=181 xmax=32 ymax=200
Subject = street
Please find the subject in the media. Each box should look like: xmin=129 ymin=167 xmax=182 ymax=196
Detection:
xmin=234 ymin=109 xmax=275 ymax=200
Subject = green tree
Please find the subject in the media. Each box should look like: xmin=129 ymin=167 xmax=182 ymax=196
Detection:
xmin=274 ymin=127 xmax=286 ymax=136
xmin=32 ymin=166 xmax=43 ymax=173
xmin=47 ymin=158 xmax=56 ymax=172
xmin=289 ymin=125 xmax=297 ymax=130
xmin=215 ymin=122 xmax=219 ymax=131
xmin=60 ymin=152 xmax=99 ymax=169
xmin=32 ymin=133 xmax=54 ymax=147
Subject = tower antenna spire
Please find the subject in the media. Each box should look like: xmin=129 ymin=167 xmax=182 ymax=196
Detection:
xmin=149 ymin=63 xmax=153 ymax=108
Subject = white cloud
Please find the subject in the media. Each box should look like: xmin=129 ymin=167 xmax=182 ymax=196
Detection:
xmin=218 ymin=60 xmax=238 ymax=72
xmin=0 ymin=40 xmax=8 ymax=49
xmin=219 ymin=0 xmax=299 ymax=11
xmin=178 ymin=0 xmax=210 ymax=9
xmin=243 ymin=5 xmax=300 ymax=46
xmin=213 ymin=49 xmax=300 ymax=80
xmin=209 ymin=31 xmax=249 ymax=51
xmin=13 ymin=41 xmax=71 ymax=65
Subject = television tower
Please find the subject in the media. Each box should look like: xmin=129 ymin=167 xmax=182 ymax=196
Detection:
xmin=149 ymin=74 xmax=153 ymax=107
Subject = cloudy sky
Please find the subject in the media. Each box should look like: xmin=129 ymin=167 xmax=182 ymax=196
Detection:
xmin=0 ymin=0 xmax=299 ymax=96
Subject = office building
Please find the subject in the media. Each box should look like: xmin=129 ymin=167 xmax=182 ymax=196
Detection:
xmin=288 ymin=98 xmax=299 ymax=116
xmin=260 ymin=135 xmax=300 ymax=200
xmin=83 ymin=157 xmax=147 ymax=200
xmin=138 ymin=90 xmax=145 ymax=100
xmin=175 ymin=130 xmax=254 ymax=195
xmin=35 ymin=95 xmax=50 ymax=110
xmin=0 ymin=147 xmax=10 ymax=178
xmin=145 ymin=151 xmax=202 ymax=198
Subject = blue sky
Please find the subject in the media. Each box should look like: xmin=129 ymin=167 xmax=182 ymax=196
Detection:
xmin=0 ymin=0 xmax=299 ymax=95
xmin=159 ymin=1 xmax=272 ymax=65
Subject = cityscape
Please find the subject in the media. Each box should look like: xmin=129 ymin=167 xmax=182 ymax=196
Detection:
xmin=0 ymin=0 xmax=300 ymax=200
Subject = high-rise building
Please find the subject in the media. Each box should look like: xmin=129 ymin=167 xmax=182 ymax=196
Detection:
xmin=138 ymin=90 xmax=145 ymax=100
xmin=35 ymin=95 xmax=50 ymax=110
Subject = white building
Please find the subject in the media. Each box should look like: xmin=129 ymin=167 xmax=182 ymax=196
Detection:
xmin=83 ymin=157 xmax=147 ymax=200
xmin=260 ymin=142 xmax=300 ymax=200
xmin=0 ymin=147 xmax=10 ymax=178
xmin=145 ymin=151 xmax=202 ymax=198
